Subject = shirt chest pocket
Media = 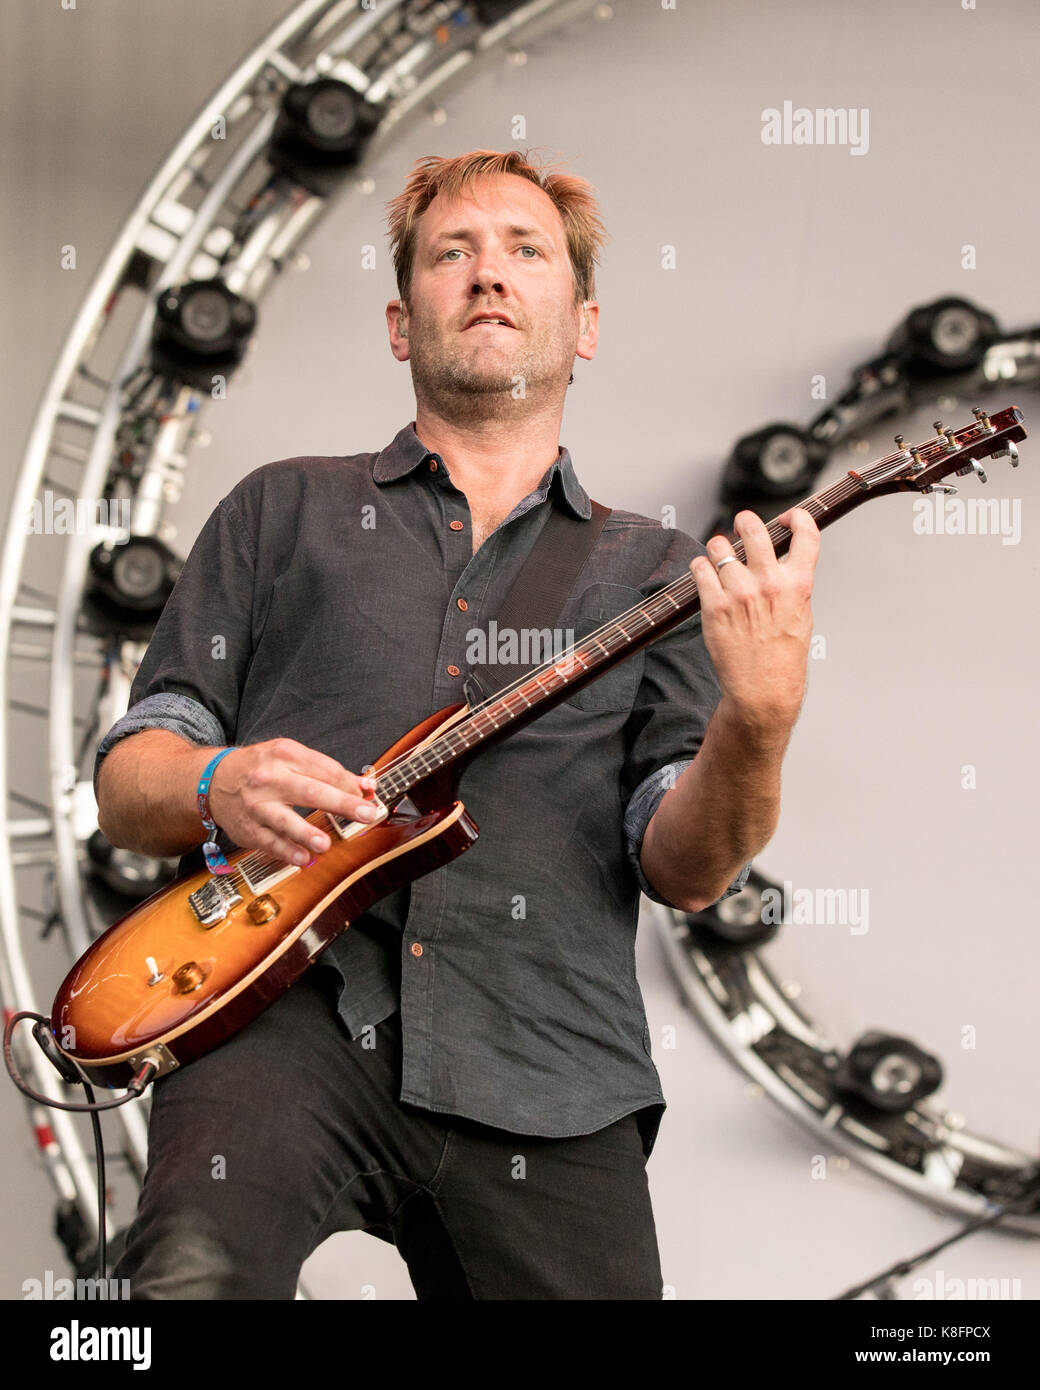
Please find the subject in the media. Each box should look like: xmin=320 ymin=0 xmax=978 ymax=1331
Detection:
xmin=561 ymin=582 xmax=647 ymax=714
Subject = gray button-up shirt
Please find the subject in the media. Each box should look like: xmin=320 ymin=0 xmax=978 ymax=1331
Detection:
xmin=93 ymin=422 xmax=750 ymax=1157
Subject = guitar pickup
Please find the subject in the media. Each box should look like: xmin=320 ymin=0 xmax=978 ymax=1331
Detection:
xmin=325 ymin=798 xmax=389 ymax=841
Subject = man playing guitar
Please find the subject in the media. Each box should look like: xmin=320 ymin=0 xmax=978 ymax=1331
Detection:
xmin=94 ymin=148 xmax=819 ymax=1299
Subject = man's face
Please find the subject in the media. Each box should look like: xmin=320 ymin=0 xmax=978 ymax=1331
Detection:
xmin=386 ymin=173 xmax=598 ymax=410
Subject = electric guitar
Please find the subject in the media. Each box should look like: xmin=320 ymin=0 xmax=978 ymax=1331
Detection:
xmin=52 ymin=406 xmax=1028 ymax=1087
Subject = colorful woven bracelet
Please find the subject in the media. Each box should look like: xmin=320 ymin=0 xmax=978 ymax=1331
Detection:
xmin=197 ymin=746 xmax=238 ymax=875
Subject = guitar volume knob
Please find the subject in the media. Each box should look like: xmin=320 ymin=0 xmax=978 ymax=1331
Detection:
xmin=171 ymin=961 xmax=207 ymax=994
xmin=246 ymin=894 xmax=280 ymax=924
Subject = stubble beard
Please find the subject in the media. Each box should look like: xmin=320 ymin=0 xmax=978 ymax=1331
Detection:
xmin=405 ymin=305 xmax=577 ymax=423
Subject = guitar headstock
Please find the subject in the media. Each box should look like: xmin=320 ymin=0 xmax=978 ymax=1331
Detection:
xmin=850 ymin=406 xmax=1027 ymax=497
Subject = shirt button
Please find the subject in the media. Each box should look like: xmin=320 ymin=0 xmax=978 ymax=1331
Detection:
xmin=429 ymin=459 xmax=438 ymax=472
xmin=456 ymin=598 xmax=468 ymax=611
xmin=446 ymin=664 xmax=460 ymax=677
xmin=410 ymin=942 xmax=424 ymax=958
xmin=449 ymin=519 xmax=463 ymax=531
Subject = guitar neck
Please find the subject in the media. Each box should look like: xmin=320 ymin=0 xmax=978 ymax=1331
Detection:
xmin=375 ymin=475 xmax=864 ymax=802
xmin=373 ymin=404 xmax=1026 ymax=803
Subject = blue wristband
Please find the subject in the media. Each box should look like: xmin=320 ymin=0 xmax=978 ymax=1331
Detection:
xmin=197 ymin=746 xmax=237 ymax=875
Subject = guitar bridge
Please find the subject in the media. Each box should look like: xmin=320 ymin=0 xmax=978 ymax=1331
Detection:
xmin=188 ymin=875 xmax=242 ymax=926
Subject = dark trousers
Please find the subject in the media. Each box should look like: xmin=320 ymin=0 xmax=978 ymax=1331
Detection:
xmin=114 ymin=962 xmax=663 ymax=1300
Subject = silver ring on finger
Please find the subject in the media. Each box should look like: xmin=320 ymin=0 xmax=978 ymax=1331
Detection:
xmin=715 ymin=555 xmax=739 ymax=573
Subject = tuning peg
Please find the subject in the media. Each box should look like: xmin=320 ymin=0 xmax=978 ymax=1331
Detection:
xmin=894 ymin=433 xmax=905 ymax=448
xmin=933 ymin=419 xmax=944 ymax=435
xmin=956 ymin=459 xmax=988 ymax=483
xmin=992 ymin=441 xmax=1020 ymax=468
xmin=972 ymin=406 xmax=993 ymax=429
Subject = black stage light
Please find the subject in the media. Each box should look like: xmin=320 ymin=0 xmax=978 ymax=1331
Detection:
xmin=704 ymin=422 xmax=831 ymax=539
xmin=268 ymin=79 xmax=380 ymax=195
xmin=87 ymin=535 xmax=180 ymax=613
xmin=833 ymin=1030 xmax=943 ymax=1113
xmin=150 ymin=278 xmax=257 ymax=389
xmin=86 ymin=830 xmax=178 ymax=904
xmin=720 ymin=422 xmax=829 ymax=507
xmin=684 ymin=867 xmax=781 ymax=951
xmin=83 ymin=535 xmax=181 ymax=637
xmin=886 ymin=295 xmax=999 ymax=377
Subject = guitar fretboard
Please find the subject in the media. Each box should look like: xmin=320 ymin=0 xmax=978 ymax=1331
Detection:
xmin=372 ymin=466 xmax=874 ymax=801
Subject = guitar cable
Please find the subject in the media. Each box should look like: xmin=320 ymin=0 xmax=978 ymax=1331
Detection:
xmin=3 ymin=1009 xmax=158 ymax=1283
xmin=832 ymin=1201 xmax=1011 ymax=1300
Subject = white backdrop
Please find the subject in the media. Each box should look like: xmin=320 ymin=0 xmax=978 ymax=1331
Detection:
xmin=2 ymin=0 xmax=1038 ymax=1301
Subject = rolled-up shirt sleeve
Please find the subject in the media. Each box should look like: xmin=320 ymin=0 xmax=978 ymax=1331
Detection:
xmin=623 ymin=759 xmax=753 ymax=907
xmin=92 ymin=692 xmax=226 ymax=800
xmin=92 ymin=493 xmax=258 ymax=799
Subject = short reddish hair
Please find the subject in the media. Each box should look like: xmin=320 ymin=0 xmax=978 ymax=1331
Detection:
xmin=385 ymin=148 xmax=608 ymax=308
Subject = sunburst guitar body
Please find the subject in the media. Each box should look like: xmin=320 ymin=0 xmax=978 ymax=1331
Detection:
xmin=53 ymin=703 xmax=477 ymax=1086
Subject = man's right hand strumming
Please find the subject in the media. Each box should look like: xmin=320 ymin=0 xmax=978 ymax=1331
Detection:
xmin=207 ymin=738 xmax=380 ymax=867
xmin=96 ymin=729 xmax=379 ymax=866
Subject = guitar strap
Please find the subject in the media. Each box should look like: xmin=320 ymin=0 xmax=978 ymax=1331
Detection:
xmin=464 ymin=497 xmax=611 ymax=706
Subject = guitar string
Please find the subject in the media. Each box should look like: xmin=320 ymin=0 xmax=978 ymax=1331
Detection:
xmin=357 ymin=461 xmax=898 ymax=779
xmin=361 ymin=429 xmax=977 ymax=790
xmin=233 ymin=428 xmax=985 ymax=884
xmin=399 ymin=427 xmax=987 ymax=739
